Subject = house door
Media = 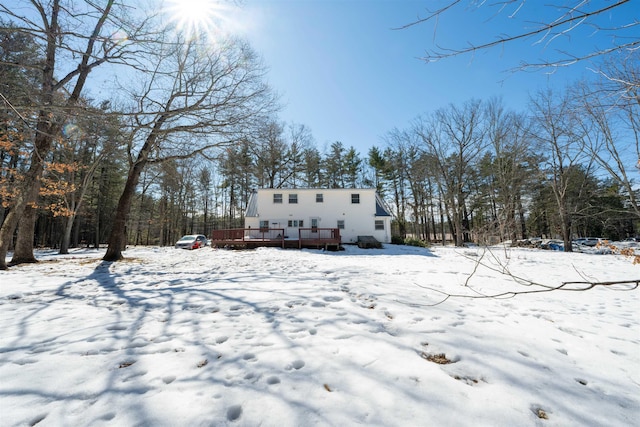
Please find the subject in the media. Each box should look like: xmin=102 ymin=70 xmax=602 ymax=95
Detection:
xmin=310 ymin=218 xmax=319 ymax=232
xmin=286 ymin=219 xmax=304 ymax=238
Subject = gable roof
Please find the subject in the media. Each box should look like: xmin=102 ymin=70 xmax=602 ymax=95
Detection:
xmin=245 ymin=190 xmax=258 ymax=217
xmin=375 ymin=193 xmax=392 ymax=217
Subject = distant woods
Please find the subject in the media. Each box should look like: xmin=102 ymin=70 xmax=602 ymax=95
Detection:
xmin=0 ymin=2 xmax=638 ymax=266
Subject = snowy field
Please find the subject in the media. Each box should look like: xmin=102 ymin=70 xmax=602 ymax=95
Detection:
xmin=1 ymin=244 xmax=638 ymax=427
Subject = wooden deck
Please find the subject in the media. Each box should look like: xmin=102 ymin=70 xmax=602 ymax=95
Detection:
xmin=210 ymin=228 xmax=341 ymax=250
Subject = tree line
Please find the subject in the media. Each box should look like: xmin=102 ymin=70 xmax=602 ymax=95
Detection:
xmin=1 ymin=1 xmax=638 ymax=269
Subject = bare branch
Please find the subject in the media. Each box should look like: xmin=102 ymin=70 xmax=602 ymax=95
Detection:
xmin=399 ymin=0 xmax=638 ymax=72
xmin=397 ymin=244 xmax=639 ymax=307
xmin=399 ymin=278 xmax=638 ymax=307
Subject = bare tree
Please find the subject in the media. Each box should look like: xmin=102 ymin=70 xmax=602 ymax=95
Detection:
xmin=400 ymin=0 xmax=638 ymax=74
xmin=0 ymin=0 xmax=150 ymax=269
xmin=103 ymin=33 xmax=276 ymax=261
xmin=198 ymin=166 xmax=212 ymax=236
xmin=415 ymin=99 xmax=487 ymax=246
xmin=252 ymin=120 xmax=288 ymax=188
xmin=0 ymin=20 xmax=41 ymax=232
xmin=27 ymin=102 xmax=124 ymax=255
xmin=590 ymin=51 xmax=640 ymax=108
xmin=483 ymin=98 xmax=534 ymax=242
xmin=529 ymin=89 xmax=591 ymax=250
xmin=572 ymin=54 xmax=640 ymax=220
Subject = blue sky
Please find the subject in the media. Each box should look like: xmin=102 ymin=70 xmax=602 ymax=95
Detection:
xmin=233 ymin=0 xmax=636 ymax=156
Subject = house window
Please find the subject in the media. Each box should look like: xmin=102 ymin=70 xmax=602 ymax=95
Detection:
xmin=316 ymin=193 xmax=323 ymax=203
xmin=375 ymin=220 xmax=384 ymax=230
xmin=273 ymin=194 xmax=283 ymax=204
xmin=311 ymin=218 xmax=318 ymax=232
xmin=351 ymin=193 xmax=360 ymax=204
xmin=289 ymin=194 xmax=298 ymax=204
xmin=287 ymin=220 xmax=304 ymax=227
xmin=337 ymin=220 xmax=345 ymax=230
xmin=259 ymin=220 xmax=269 ymax=231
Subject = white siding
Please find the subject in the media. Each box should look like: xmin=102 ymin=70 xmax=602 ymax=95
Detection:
xmin=245 ymin=188 xmax=391 ymax=243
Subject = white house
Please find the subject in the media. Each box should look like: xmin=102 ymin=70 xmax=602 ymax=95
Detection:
xmin=244 ymin=188 xmax=393 ymax=244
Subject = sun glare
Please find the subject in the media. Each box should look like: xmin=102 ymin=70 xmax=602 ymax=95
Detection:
xmin=165 ymin=0 xmax=229 ymax=38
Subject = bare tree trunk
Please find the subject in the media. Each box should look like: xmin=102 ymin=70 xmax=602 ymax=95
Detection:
xmin=60 ymin=156 xmax=103 ymax=254
xmin=73 ymin=215 xmax=81 ymax=248
xmin=559 ymin=200 xmax=573 ymax=252
xmin=0 ymin=130 xmax=50 ymax=269
xmin=134 ymin=191 xmax=146 ymax=245
xmin=103 ymin=160 xmax=146 ymax=261
xmin=158 ymin=197 xmax=166 ymax=247
xmin=0 ymin=0 xmax=117 ymax=269
xmin=6 ymin=132 xmax=53 ymax=265
xmin=59 ymin=213 xmax=75 ymax=254
xmin=517 ymin=196 xmax=527 ymax=239
xmin=146 ymin=202 xmax=154 ymax=246
xmin=9 ymin=204 xmax=38 ymax=265
xmin=439 ymin=194 xmax=446 ymax=246
xmin=94 ymin=206 xmax=100 ymax=249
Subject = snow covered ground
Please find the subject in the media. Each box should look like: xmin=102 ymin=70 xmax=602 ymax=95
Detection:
xmin=1 ymin=244 xmax=638 ymax=426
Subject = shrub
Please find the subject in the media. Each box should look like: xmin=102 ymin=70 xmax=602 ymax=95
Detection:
xmin=404 ymin=238 xmax=429 ymax=248
xmin=391 ymin=235 xmax=404 ymax=245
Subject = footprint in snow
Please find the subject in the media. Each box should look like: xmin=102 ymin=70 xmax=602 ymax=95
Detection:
xmin=182 ymin=304 xmax=204 ymax=312
xmin=266 ymin=376 xmax=281 ymax=385
xmin=126 ymin=337 xmax=150 ymax=349
xmin=243 ymin=353 xmax=257 ymax=362
xmin=285 ymin=300 xmax=306 ymax=308
xmin=97 ymin=412 xmax=116 ymax=421
xmin=244 ymin=372 xmax=259 ymax=381
xmin=286 ymin=360 xmax=305 ymax=370
xmin=227 ymin=405 xmax=243 ymax=421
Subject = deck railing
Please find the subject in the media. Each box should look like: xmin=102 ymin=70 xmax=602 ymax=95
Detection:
xmin=209 ymin=227 xmax=341 ymax=249
xmin=298 ymin=227 xmax=340 ymax=241
xmin=297 ymin=228 xmax=341 ymax=249
xmin=210 ymin=228 xmax=285 ymax=242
